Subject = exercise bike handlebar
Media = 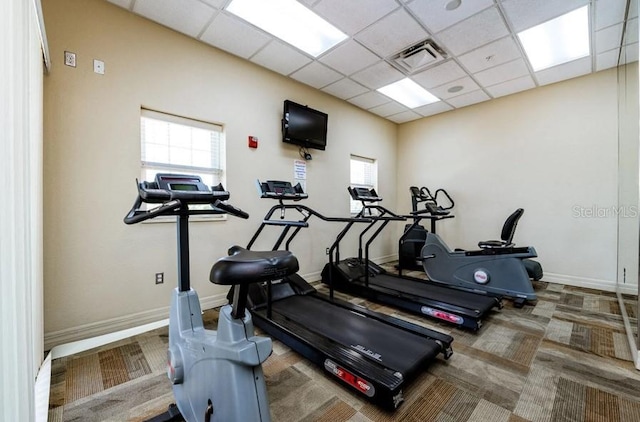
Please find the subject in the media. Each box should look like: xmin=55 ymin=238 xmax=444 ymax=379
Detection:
xmin=409 ymin=208 xmax=455 ymax=219
xmin=123 ymin=180 xmax=249 ymax=224
xmin=417 ymin=186 xmax=454 ymax=211
xmin=213 ymin=200 xmax=249 ymax=219
xmin=124 ymin=197 xmax=182 ymax=225
xmin=433 ymin=188 xmax=455 ymax=210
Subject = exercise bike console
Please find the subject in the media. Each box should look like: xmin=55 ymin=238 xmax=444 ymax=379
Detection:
xmin=125 ymin=173 xmax=298 ymax=422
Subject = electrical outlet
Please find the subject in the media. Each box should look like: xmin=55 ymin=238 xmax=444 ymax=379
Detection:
xmin=326 ymin=247 xmax=330 ymax=255
xmin=64 ymin=51 xmax=76 ymax=67
xmin=155 ymin=272 xmax=164 ymax=284
xmin=93 ymin=59 xmax=105 ymax=75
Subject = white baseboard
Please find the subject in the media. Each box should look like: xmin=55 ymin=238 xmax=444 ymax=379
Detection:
xmin=44 ymin=292 xmax=229 ymax=351
xmin=542 ymin=272 xmax=621 ymax=293
xmin=305 ymin=270 xmax=323 ymax=283
xmin=372 ymin=254 xmax=398 ymax=265
xmin=44 ymin=270 xmax=323 ymax=351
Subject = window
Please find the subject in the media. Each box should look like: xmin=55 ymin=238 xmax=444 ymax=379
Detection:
xmin=350 ymin=155 xmax=377 ymax=214
xmin=140 ymin=109 xmax=226 ymax=218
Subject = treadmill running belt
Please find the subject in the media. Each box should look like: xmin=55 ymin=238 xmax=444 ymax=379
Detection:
xmin=368 ymin=274 xmax=495 ymax=311
xmin=271 ymin=295 xmax=440 ymax=374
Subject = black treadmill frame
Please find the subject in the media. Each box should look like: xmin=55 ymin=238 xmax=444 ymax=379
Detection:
xmin=242 ymin=182 xmax=453 ymax=410
xmin=323 ymin=191 xmax=502 ymax=331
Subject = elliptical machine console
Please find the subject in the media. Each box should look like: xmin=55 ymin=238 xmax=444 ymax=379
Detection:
xmin=124 ymin=173 xmax=299 ymax=422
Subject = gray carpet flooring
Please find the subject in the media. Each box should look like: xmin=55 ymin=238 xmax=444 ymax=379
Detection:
xmin=48 ymin=267 xmax=640 ymax=421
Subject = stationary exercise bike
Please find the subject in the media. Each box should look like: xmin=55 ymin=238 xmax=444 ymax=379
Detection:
xmin=124 ymin=173 xmax=299 ymax=422
xmin=421 ymin=208 xmax=542 ymax=307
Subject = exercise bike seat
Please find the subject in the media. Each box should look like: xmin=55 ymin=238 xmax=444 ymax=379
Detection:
xmin=478 ymin=208 xmax=523 ymax=249
xmin=210 ymin=246 xmax=299 ymax=286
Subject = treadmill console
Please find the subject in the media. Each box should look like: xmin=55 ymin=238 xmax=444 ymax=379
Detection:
xmin=348 ymin=186 xmax=382 ymax=202
xmin=257 ymin=180 xmax=308 ymax=200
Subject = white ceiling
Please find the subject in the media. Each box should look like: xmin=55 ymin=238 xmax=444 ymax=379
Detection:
xmin=107 ymin=0 xmax=639 ymax=123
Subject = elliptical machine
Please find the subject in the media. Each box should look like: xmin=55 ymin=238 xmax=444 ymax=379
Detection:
xmin=421 ymin=208 xmax=542 ymax=307
xmin=124 ymin=173 xmax=299 ymax=422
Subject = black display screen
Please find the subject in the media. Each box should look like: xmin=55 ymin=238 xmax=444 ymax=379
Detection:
xmin=170 ymin=183 xmax=199 ymax=191
xmin=283 ymin=100 xmax=328 ymax=151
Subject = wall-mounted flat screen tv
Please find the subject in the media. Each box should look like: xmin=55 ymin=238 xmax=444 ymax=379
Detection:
xmin=282 ymin=100 xmax=328 ymax=151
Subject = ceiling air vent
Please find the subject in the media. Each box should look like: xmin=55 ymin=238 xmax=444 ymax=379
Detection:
xmin=393 ymin=40 xmax=448 ymax=74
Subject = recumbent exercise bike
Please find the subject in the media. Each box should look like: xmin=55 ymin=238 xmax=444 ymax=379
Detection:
xmin=421 ymin=207 xmax=543 ymax=307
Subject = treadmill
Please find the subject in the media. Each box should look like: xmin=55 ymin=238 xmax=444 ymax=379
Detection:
xmin=321 ymin=187 xmax=501 ymax=331
xmin=237 ymin=180 xmax=453 ymax=410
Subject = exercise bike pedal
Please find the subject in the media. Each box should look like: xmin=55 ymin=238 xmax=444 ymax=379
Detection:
xmin=145 ymin=403 xmax=184 ymax=422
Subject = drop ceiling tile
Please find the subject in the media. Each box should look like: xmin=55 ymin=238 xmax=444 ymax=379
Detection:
xmin=321 ymin=78 xmax=369 ymax=99
xmin=474 ymin=58 xmax=530 ymax=87
xmin=107 ymin=0 xmax=133 ymax=9
xmin=595 ymin=0 xmax=626 ymax=30
xmin=290 ymin=61 xmax=343 ymax=89
xmin=387 ymin=110 xmax=422 ymax=123
xmin=429 ymin=76 xmax=480 ymax=100
xmin=348 ymin=91 xmax=391 ymax=109
xmin=631 ymin=0 xmax=639 ymax=18
xmin=369 ymin=101 xmax=408 ymax=117
xmin=501 ymin=0 xmax=589 ymax=32
xmin=250 ymin=40 xmax=312 ymax=76
xmin=624 ymin=18 xmax=639 ymax=45
xmin=535 ymin=56 xmax=592 ymax=86
xmin=319 ymin=40 xmax=381 ymax=75
xmin=436 ymin=7 xmax=510 ymax=56
xmin=596 ymin=23 xmax=624 ymax=54
xmin=414 ymin=101 xmax=453 ymax=117
xmin=313 ymin=0 xmax=399 ymax=36
xmin=408 ymin=0 xmax=494 ymax=33
xmin=134 ymin=0 xmax=216 ymax=38
xmin=457 ymin=36 xmax=522 ymax=73
xmin=446 ymin=90 xmax=491 ymax=109
xmin=355 ymin=8 xmax=430 ymax=58
xmin=411 ymin=60 xmax=468 ymax=89
xmin=485 ymin=75 xmax=535 ymax=98
xmin=200 ymin=13 xmax=270 ymax=58
xmin=351 ymin=61 xmax=404 ymax=89
xmin=199 ymin=0 xmax=226 ymax=8
xmin=596 ymin=48 xmax=620 ymax=71
xmin=621 ymin=42 xmax=639 ymax=64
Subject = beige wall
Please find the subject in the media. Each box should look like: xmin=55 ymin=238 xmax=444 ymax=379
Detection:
xmin=397 ymin=69 xmax=620 ymax=290
xmin=616 ymin=61 xmax=639 ymax=289
xmin=43 ymin=0 xmax=633 ymax=345
xmin=43 ymin=0 xmax=397 ymax=342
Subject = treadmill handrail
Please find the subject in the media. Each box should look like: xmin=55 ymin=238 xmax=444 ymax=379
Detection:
xmin=249 ymin=203 xmax=372 ymax=251
xmin=262 ymin=220 xmax=309 ymax=228
xmin=246 ymin=201 xmax=373 ymax=305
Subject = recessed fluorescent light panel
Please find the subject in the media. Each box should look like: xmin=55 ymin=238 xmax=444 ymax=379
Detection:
xmin=518 ymin=5 xmax=590 ymax=72
xmin=377 ymin=78 xmax=440 ymax=108
xmin=226 ymin=0 xmax=348 ymax=57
